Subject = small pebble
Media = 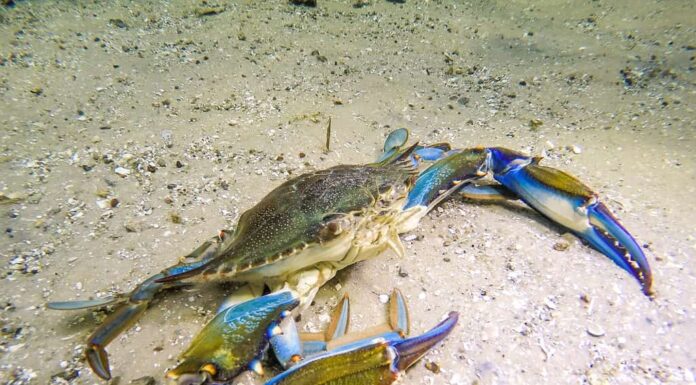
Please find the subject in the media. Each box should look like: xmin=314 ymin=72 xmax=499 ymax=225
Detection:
xmin=129 ymin=376 xmax=156 ymax=385
xmin=378 ymin=294 xmax=389 ymax=304
xmin=425 ymin=361 xmax=441 ymax=374
xmin=587 ymin=323 xmax=605 ymax=337
xmin=114 ymin=167 xmax=130 ymax=177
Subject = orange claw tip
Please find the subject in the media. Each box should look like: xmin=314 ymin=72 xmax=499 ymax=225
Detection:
xmin=86 ymin=345 xmax=112 ymax=380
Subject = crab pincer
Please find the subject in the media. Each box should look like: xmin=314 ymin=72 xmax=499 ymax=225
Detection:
xmin=264 ymin=311 xmax=459 ymax=385
xmin=485 ymin=147 xmax=653 ymax=295
xmin=165 ymin=290 xmax=299 ymax=385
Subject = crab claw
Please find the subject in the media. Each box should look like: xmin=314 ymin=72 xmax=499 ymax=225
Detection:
xmin=165 ymin=291 xmax=299 ymax=385
xmin=391 ymin=311 xmax=458 ymax=372
xmin=264 ymin=311 xmax=458 ymax=385
xmin=487 ymin=147 xmax=653 ymax=295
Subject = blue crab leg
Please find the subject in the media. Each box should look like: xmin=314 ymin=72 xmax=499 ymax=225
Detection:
xmin=270 ymin=293 xmax=351 ymax=368
xmin=47 ymin=233 xmax=231 ymax=379
xmin=459 ymin=182 xmax=520 ymax=202
xmin=272 ymin=289 xmax=411 ymax=369
xmin=166 ymin=291 xmax=299 ymax=385
xmin=486 ymin=147 xmax=653 ymax=295
xmin=404 ymin=148 xmax=488 ymax=211
xmin=47 ymin=272 xmax=170 ymax=380
xmin=264 ymin=311 xmax=458 ymax=385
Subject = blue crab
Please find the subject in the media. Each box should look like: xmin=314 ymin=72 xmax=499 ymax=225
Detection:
xmin=48 ymin=128 xmax=652 ymax=383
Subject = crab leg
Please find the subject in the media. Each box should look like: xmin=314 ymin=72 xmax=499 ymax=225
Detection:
xmin=485 ymin=147 xmax=653 ymax=295
xmin=47 ymin=233 xmax=232 ymax=379
xmin=264 ymin=311 xmax=458 ymax=385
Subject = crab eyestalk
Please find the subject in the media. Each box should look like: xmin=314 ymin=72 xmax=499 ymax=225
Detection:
xmin=486 ymin=147 xmax=653 ymax=295
xmin=165 ymin=291 xmax=299 ymax=385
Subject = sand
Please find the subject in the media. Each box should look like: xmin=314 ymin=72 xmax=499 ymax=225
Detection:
xmin=0 ymin=0 xmax=694 ymax=384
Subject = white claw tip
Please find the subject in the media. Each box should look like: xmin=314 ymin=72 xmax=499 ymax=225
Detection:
xmin=249 ymin=360 xmax=264 ymax=376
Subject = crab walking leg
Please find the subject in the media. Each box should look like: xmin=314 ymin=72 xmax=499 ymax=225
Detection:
xmin=325 ymin=289 xmax=409 ymax=353
xmin=485 ymin=147 xmax=653 ymax=295
xmin=264 ymin=311 xmax=458 ymax=385
xmin=459 ymin=182 xmax=520 ymax=202
xmin=272 ymin=288 xmax=411 ymax=370
xmin=273 ymin=293 xmax=352 ymax=368
xmin=47 ymin=233 xmax=232 ymax=380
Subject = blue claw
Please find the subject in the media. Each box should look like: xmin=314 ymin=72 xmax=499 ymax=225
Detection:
xmin=166 ymin=291 xmax=299 ymax=384
xmin=487 ymin=147 xmax=653 ymax=295
xmin=270 ymin=315 xmax=303 ymax=369
xmin=585 ymin=202 xmax=653 ymax=294
xmin=264 ymin=312 xmax=458 ymax=385
xmin=391 ymin=311 xmax=458 ymax=372
xmin=405 ymin=148 xmax=488 ymax=211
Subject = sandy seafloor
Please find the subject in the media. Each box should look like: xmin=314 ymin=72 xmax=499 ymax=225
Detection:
xmin=0 ymin=0 xmax=695 ymax=384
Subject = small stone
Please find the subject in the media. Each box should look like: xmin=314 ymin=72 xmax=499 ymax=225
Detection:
xmin=569 ymin=144 xmax=582 ymax=154
xmin=114 ymin=167 xmax=130 ymax=177
xmin=125 ymin=222 xmax=140 ymax=233
xmin=146 ymin=164 xmax=157 ymax=173
xmin=175 ymin=160 xmax=184 ymax=168
xmin=109 ymin=18 xmax=128 ymax=29
xmin=398 ymin=266 xmax=408 ymax=278
xmin=425 ymin=361 xmax=441 ymax=374
xmin=195 ymin=6 xmax=225 ymax=17
xmin=587 ymin=323 xmax=605 ymax=337
xmin=529 ymin=119 xmax=543 ymax=130
xmin=164 ymin=196 xmax=174 ymax=204
xmin=109 ymin=198 xmax=119 ymax=208
xmin=290 ymin=0 xmax=317 ymax=7
xmin=170 ymin=212 xmax=182 ymax=224
xmin=30 ymin=86 xmax=43 ymax=95
xmin=378 ymin=294 xmax=389 ymax=304
xmin=553 ymin=241 xmax=570 ymax=251
xmin=96 ymin=199 xmax=109 ymax=209
xmin=403 ymin=234 xmax=417 ymax=242
xmin=129 ymin=376 xmax=155 ymax=385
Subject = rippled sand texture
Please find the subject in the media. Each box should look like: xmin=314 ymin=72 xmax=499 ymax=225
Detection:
xmin=1 ymin=1 xmax=694 ymax=384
